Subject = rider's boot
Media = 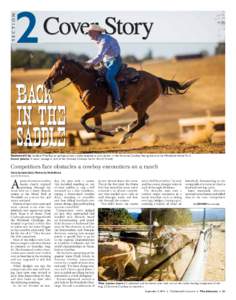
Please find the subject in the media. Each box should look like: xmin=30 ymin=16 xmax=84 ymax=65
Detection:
xmin=114 ymin=102 xmax=123 ymax=112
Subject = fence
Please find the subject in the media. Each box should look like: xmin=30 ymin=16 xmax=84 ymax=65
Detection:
xmin=182 ymin=226 xmax=213 ymax=281
xmin=98 ymin=224 xmax=212 ymax=281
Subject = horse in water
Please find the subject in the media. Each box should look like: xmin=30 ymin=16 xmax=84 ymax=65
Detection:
xmin=44 ymin=57 xmax=196 ymax=144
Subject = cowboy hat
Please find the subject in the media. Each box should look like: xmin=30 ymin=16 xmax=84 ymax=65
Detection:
xmin=86 ymin=24 xmax=106 ymax=33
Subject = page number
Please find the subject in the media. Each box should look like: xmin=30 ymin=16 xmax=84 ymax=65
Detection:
xmin=17 ymin=11 xmax=38 ymax=43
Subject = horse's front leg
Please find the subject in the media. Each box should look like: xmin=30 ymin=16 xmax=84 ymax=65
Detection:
xmin=80 ymin=108 xmax=97 ymax=133
xmin=120 ymin=113 xmax=149 ymax=132
xmin=81 ymin=109 xmax=115 ymax=137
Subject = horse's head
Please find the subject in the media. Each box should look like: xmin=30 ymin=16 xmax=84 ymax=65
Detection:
xmin=44 ymin=57 xmax=68 ymax=90
xmin=153 ymin=225 xmax=166 ymax=239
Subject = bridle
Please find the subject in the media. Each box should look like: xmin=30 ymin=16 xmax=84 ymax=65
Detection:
xmin=47 ymin=63 xmax=73 ymax=94
xmin=46 ymin=63 xmax=86 ymax=94
xmin=50 ymin=80 xmax=72 ymax=94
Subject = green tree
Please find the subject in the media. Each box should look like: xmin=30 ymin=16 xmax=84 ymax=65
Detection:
xmin=215 ymin=42 xmax=225 ymax=55
xmin=11 ymin=50 xmax=31 ymax=69
xmin=11 ymin=50 xmax=91 ymax=69
xmin=143 ymin=49 xmax=153 ymax=61
xmin=122 ymin=55 xmax=139 ymax=64
xmin=98 ymin=208 xmax=136 ymax=225
xmin=138 ymin=208 xmax=192 ymax=225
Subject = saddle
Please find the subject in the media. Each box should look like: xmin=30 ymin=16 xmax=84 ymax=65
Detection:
xmin=96 ymin=64 xmax=140 ymax=87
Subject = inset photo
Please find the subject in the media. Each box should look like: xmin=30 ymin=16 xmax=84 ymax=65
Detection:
xmin=98 ymin=208 xmax=225 ymax=281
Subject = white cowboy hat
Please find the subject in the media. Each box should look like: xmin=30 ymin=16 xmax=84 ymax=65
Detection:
xmin=86 ymin=24 xmax=105 ymax=33
xmin=153 ymin=221 xmax=159 ymax=227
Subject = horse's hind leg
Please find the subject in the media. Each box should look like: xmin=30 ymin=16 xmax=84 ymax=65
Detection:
xmin=81 ymin=109 xmax=114 ymax=137
xmin=127 ymin=120 xmax=137 ymax=132
xmin=127 ymin=113 xmax=149 ymax=131
xmin=119 ymin=110 xmax=147 ymax=144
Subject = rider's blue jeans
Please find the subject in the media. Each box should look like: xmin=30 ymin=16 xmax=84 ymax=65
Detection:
xmin=104 ymin=56 xmax=122 ymax=105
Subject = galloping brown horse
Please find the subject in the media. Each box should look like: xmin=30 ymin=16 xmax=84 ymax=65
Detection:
xmin=44 ymin=57 xmax=196 ymax=144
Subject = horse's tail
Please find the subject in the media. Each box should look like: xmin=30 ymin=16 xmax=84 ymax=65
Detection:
xmin=157 ymin=77 xmax=198 ymax=95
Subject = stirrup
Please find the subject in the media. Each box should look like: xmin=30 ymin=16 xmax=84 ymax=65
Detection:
xmin=114 ymin=104 xmax=123 ymax=112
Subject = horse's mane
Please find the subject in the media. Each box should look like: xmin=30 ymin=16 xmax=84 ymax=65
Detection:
xmin=63 ymin=57 xmax=84 ymax=68
xmin=62 ymin=57 xmax=96 ymax=74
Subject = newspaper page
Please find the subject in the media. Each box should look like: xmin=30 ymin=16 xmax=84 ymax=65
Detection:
xmin=1 ymin=0 xmax=235 ymax=299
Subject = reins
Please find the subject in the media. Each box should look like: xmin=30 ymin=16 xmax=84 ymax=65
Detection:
xmin=49 ymin=62 xmax=92 ymax=94
xmin=50 ymin=80 xmax=72 ymax=94
xmin=48 ymin=63 xmax=94 ymax=94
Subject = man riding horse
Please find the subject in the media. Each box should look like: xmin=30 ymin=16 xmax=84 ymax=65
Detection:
xmin=85 ymin=24 xmax=123 ymax=112
xmin=44 ymin=36 xmax=197 ymax=144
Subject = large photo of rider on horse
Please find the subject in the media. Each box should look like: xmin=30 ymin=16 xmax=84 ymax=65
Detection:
xmin=11 ymin=11 xmax=225 ymax=153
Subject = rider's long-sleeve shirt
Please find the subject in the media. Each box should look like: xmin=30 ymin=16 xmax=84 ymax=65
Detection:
xmin=87 ymin=33 xmax=121 ymax=65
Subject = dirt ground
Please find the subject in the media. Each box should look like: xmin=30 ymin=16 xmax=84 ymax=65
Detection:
xmin=11 ymin=55 xmax=225 ymax=154
xmin=178 ymin=222 xmax=225 ymax=281
xmin=204 ymin=222 xmax=225 ymax=281
xmin=11 ymin=142 xmax=224 ymax=154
